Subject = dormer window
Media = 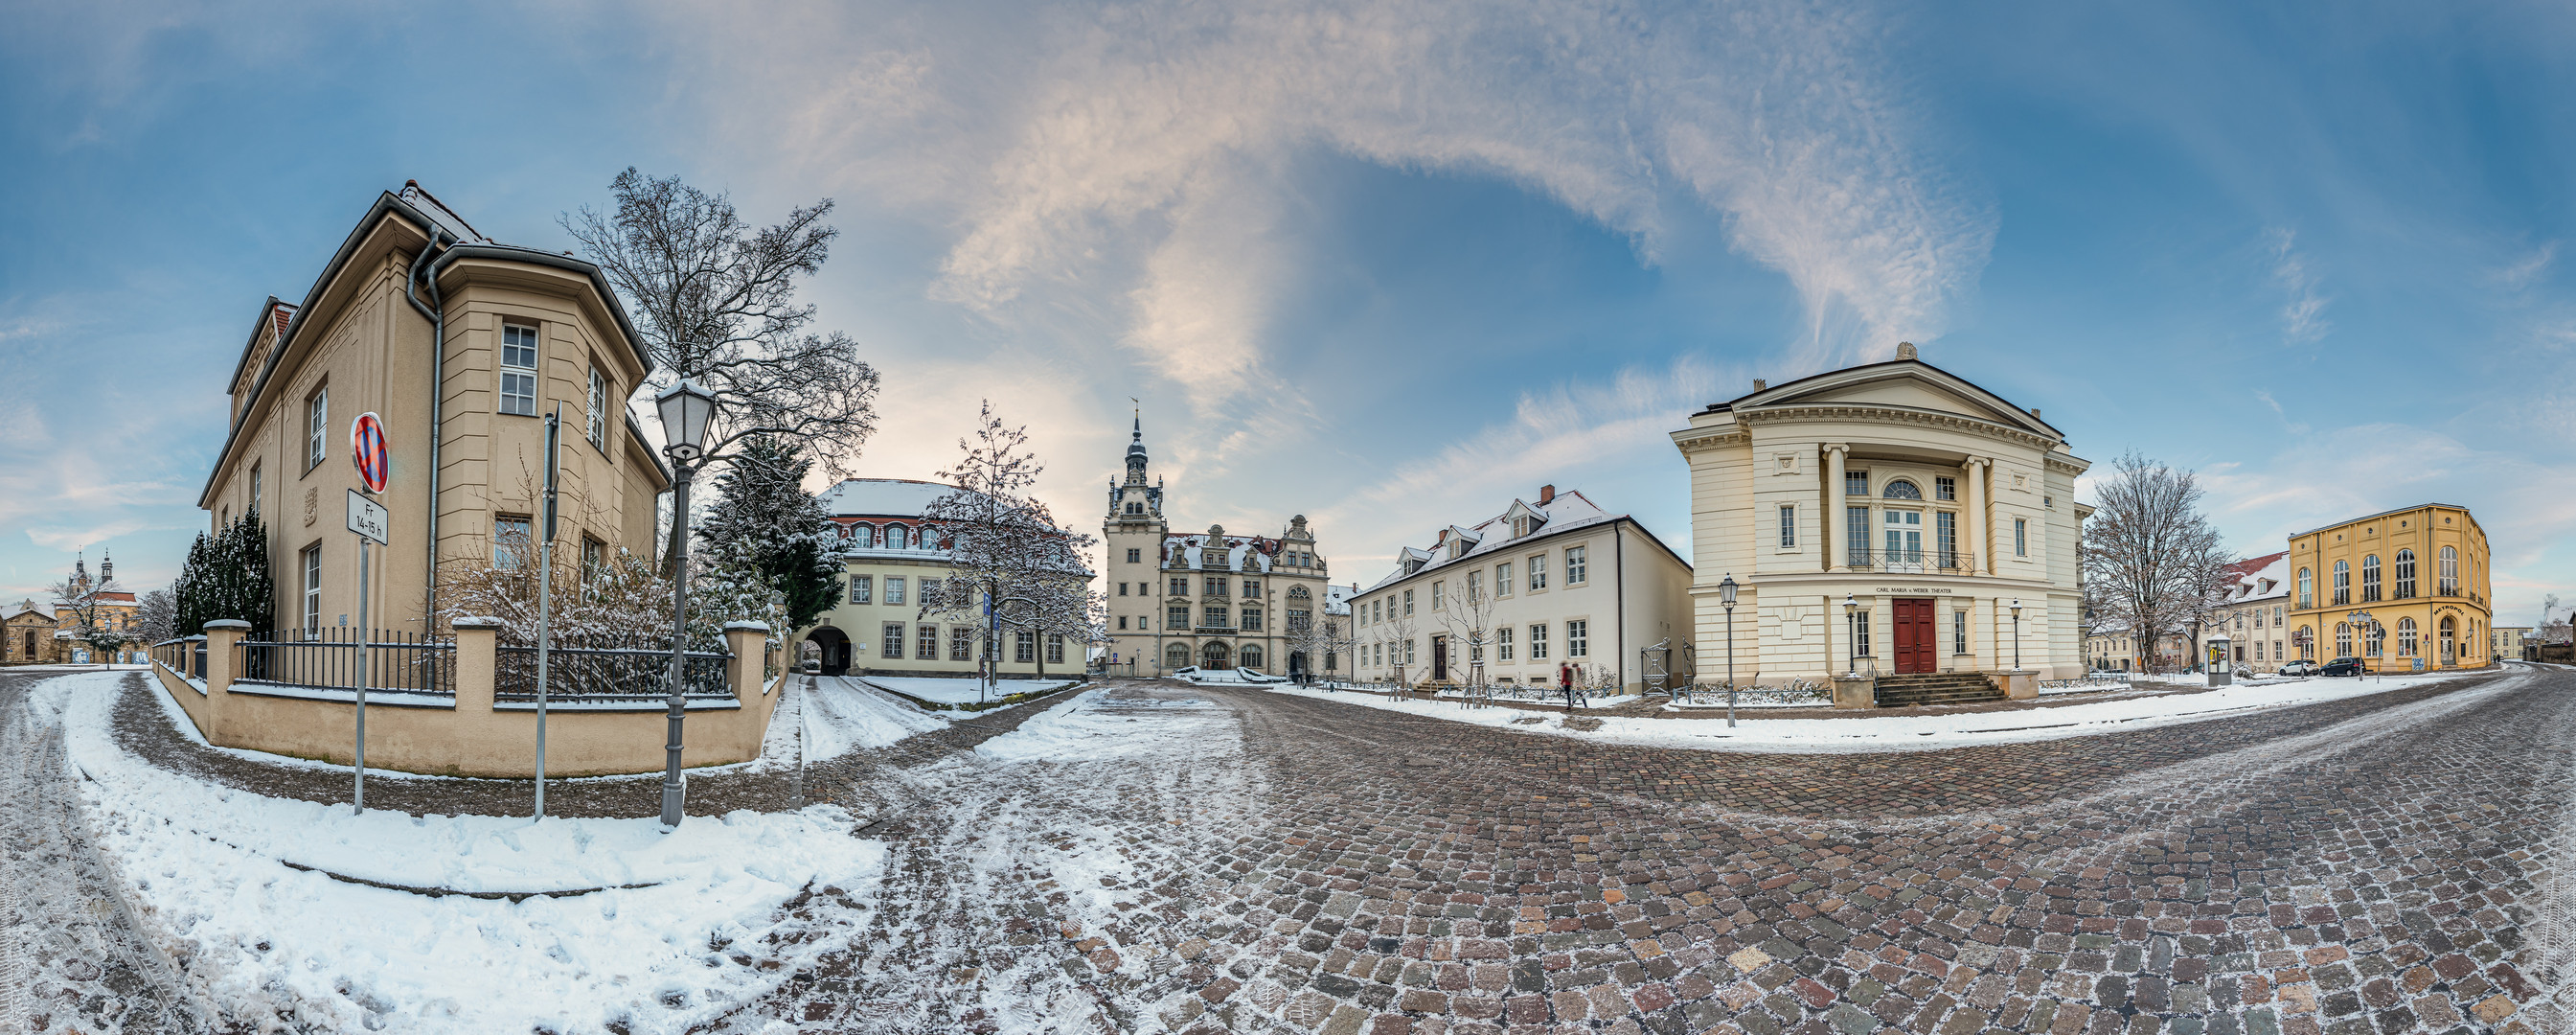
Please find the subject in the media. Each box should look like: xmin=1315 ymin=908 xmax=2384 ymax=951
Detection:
xmin=1514 ymin=517 xmax=1530 ymax=538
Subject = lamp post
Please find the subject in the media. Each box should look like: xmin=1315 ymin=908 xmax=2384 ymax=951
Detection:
xmin=654 ymin=379 xmax=716 ymax=830
xmin=2010 ymin=598 xmax=2022 ymax=672
xmin=1843 ymin=593 xmax=1859 ymax=678
xmin=1719 ymin=574 xmax=1740 ymax=727
xmin=2347 ymin=609 xmax=2378 ymax=682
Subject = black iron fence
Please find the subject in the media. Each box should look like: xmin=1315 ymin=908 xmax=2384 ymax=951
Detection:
xmin=151 ymin=637 xmax=207 ymax=680
xmin=1844 ymin=548 xmax=1973 ymax=574
xmin=236 ymin=628 xmax=455 ymax=697
xmin=494 ymin=646 xmax=732 ymax=703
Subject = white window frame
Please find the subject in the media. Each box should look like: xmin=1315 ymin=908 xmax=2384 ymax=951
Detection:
xmin=2014 ymin=518 xmax=2028 ymax=558
xmin=586 ymin=365 xmax=609 ymax=451
xmin=1564 ymin=546 xmax=1587 ymax=585
xmin=884 ymin=576 xmax=906 ymax=606
xmin=494 ymin=516 xmax=533 ymax=570
xmin=302 ymin=544 xmax=323 ymax=633
xmin=1496 ymin=626 xmax=1514 ymax=661
xmin=1778 ymin=505 xmax=1797 ymax=549
xmin=499 ymin=324 xmax=540 ymax=417
xmin=306 ymin=384 xmax=329 ymax=470
xmin=1565 ymin=619 xmax=1588 ymax=658
xmin=1529 ymin=554 xmax=1547 ymax=590
xmin=1528 ymin=623 xmax=1547 ymax=659
xmin=849 ymin=575 xmax=873 ymax=605
xmin=882 ymin=622 xmax=906 ymax=658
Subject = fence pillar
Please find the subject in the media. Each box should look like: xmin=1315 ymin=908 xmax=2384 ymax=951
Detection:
xmin=724 ymin=622 xmax=770 ymax=702
xmin=451 ymin=617 xmax=501 ymax=713
xmin=201 ymin=620 xmax=248 ymax=743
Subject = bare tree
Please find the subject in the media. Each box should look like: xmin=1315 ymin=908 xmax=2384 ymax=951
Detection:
xmin=1379 ymin=593 xmax=1421 ymax=690
xmin=561 ymin=169 xmax=883 ymax=571
xmin=917 ymin=402 xmax=1100 ymax=684
xmin=1437 ymin=568 xmax=1502 ymax=690
xmin=50 ymin=575 xmax=133 ymax=668
xmin=1286 ymin=604 xmax=1356 ymax=685
xmin=2079 ymin=452 xmax=2233 ymax=676
xmin=136 ymin=588 xmax=178 ymax=645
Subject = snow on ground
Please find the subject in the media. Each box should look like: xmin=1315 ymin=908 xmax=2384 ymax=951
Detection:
xmin=1250 ymin=669 xmax=2493 ymax=754
xmin=799 ymin=677 xmax=953 ymax=762
xmin=32 ymin=672 xmax=883 ymax=1035
xmin=974 ymin=687 xmax=1239 ymax=764
xmin=856 ymin=676 xmax=1077 ymax=707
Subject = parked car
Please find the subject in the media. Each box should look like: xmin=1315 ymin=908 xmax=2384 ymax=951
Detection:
xmin=2277 ymin=659 xmax=2318 ymax=677
xmin=2318 ymin=656 xmax=2365 ymax=677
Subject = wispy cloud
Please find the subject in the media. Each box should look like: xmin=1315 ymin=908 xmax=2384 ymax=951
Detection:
xmin=2265 ymin=227 xmax=2331 ymax=345
xmin=2496 ymin=242 xmax=2557 ymax=292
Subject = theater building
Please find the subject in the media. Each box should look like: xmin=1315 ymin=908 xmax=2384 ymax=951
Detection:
xmin=1669 ymin=343 xmax=2091 ymax=698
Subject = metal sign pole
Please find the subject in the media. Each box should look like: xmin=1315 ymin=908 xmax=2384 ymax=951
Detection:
xmin=345 ymin=412 xmax=392 ymax=816
xmin=536 ymin=406 xmax=560 ymax=820
xmin=353 ymin=530 xmax=369 ymax=813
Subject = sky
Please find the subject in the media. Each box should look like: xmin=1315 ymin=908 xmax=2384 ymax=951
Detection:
xmin=2 ymin=1 xmax=2572 ymax=626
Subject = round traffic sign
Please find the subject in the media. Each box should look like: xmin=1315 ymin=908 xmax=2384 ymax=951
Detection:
xmin=351 ymin=412 xmax=390 ymax=494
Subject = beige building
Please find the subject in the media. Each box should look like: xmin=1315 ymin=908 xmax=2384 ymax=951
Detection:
xmin=1670 ymin=343 xmax=2092 ymax=692
xmin=196 ymin=183 xmax=668 ymax=635
xmin=1097 ymin=418 xmax=1337 ymax=678
xmin=798 ymin=477 xmax=1093 ymax=678
xmin=1349 ymin=487 xmax=1692 ymax=694
xmin=2198 ymin=552 xmax=2291 ymax=674
xmin=2494 ymin=626 xmax=2532 ymax=661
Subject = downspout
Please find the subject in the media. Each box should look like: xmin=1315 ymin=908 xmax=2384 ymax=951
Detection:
xmin=403 ymin=228 xmax=456 ymax=629
xmin=1614 ymin=521 xmax=1626 ymax=694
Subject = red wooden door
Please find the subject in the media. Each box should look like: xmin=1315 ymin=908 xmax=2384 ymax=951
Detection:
xmin=1893 ymin=599 xmax=1936 ymax=674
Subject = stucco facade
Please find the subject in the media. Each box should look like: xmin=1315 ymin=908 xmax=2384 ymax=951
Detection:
xmin=2285 ymin=504 xmax=2492 ymax=672
xmin=798 ymin=477 xmax=1093 ymax=679
xmin=1670 ymin=345 xmax=2091 ymax=683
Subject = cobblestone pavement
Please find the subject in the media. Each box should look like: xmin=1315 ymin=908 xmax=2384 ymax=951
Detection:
xmin=0 ymin=671 xmax=212 ymax=1034
xmin=722 ymin=666 xmax=2573 ymax=1035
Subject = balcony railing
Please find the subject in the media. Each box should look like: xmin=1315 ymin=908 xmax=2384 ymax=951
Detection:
xmin=1844 ymin=549 xmax=1974 ymax=574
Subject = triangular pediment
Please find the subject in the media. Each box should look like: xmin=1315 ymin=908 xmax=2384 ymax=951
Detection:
xmin=1735 ymin=360 xmax=2060 ymax=439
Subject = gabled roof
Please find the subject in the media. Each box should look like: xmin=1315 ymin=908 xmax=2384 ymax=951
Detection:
xmin=1361 ymin=489 xmax=1682 ymax=593
xmin=1710 ymin=356 xmax=2063 ymax=441
xmin=2219 ymin=551 xmax=2291 ymax=604
xmin=818 ymin=478 xmax=965 ymax=518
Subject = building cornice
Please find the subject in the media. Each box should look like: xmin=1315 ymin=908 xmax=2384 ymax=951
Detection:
xmin=1738 ymin=403 xmax=2064 ymax=454
xmin=1669 ymin=426 xmax=1748 ymax=454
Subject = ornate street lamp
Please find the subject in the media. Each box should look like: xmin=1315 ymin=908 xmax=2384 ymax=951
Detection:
xmin=1843 ymin=593 xmax=1859 ymax=678
xmin=1719 ymin=573 xmax=1740 ymax=727
xmin=2010 ymin=598 xmax=2023 ymax=672
xmin=2347 ymin=609 xmax=2379 ymax=682
xmin=654 ymin=379 xmax=716 ymax=829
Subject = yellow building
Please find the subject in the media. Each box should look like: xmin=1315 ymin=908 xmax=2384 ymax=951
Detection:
xmin=2285 ymin=504 xmax=2491 ymax=672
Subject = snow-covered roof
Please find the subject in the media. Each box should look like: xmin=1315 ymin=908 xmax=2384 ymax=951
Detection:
xmin=5 ymin=599 xmax=55 ymax=621
xmin=2219 ymin=551 xmax=2291 ymax=606
xmin=1361 ymin=490 xmax=1635 ymax=593
xmin=1161 ymin=531 xmax=1286 ymax=573
xmin=817 ymin=478 xmax=965 ymax=518
xmin=1322 ymin=584 xmax=1355 ymax=617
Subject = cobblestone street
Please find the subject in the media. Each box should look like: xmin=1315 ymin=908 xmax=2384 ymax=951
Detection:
xmin=728 ymin=666 xmax=2572 ymax=1035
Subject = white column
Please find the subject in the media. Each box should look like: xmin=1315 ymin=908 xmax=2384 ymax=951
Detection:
xmin=1825 ymin=445 xmax=1847 ymax=572
xmin=1965 ymin=457 xmax=1990 ymax=576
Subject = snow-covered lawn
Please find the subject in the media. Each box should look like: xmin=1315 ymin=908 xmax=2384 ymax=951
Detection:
xmin=795 ymin=676 xmax=954 ymax=761
xmin=1249 ymin=668 xmax=2497 ymax=753
xmin=855 ymin=676 xmax=1078 ymax=707
xmin=974 ymin=687 xmax=1239 ymax=764
xmin=34 ymin=672 xmax=881 ymax=1034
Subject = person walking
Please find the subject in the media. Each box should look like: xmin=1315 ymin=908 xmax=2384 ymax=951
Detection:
xmin=1558 ymin=661 xmax=1575 ymax=713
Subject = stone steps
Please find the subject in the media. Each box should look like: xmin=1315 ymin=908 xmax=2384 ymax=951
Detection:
xmin=1874 ymin=673 xmax=2006 ymax=707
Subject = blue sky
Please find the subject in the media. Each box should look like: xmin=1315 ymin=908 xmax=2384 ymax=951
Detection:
xmin=4 ymin=1 xmax=2571 ymax=626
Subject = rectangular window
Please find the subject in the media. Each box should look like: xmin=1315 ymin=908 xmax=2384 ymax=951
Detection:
xmin=1855 ymin=610 xmax=1871 ymax=656
xmin=1117 ymin=582 xmax=1128 ymax=596
xmin=1116 ymin=615 xmax=1128 ymax=630
xmin=1242 ymin=608 xmax=1263 ymax=632
xmin=951 ymin=628 xmax=972 ymax=661
xmin=1497 ymin=626 xmax=1514 ymax=661
xmin=882 ymin=622 xmax=906 ymax=658
xmin=1466 ymin=571 xmax=1481 ymax=602
xmin=920 ymin=624 xmax=940 ymax=659
xmin=1496 ymin=563 xmax=1513 ymax=595
xmin=1242 ymin=579 xmax=1260 ymax=596
xmin=1845 ymin=471 xmax=1868 ymax=497
xmin=1469 ymin=636 xmax=1483 ymax=662
xmin=1432 ymin=582 xmax=1445 ymax=610
xmin=493 ymin=516 xmax=533 ymax=570
xmin=306 ymin=385 xmax=329 ymax=469
xmin=302 ymin=545 xmax=323 ymax=632
xmin=1936 ymin=476 xmax=1956 ymax=501
xmin=1206 ymin=577 xmax=1227 ymax=597
xmin=1778 ymin=505 xmax=1797 ymax=548
xmin=1171 ymin=577 xmax=1189 ymax=596
xmin=2014 ymin=518 xmax=2028 ymax=557
xmin=249 ymin=462 xmax=262 ymax=518
xmin=1405 ymin=639 xmax=1416 ymax=665
xmin=1047 ymin=633 xmax=1065 ymax=665
xmin=1169 ymin=605 xmax=1189 ymax=629
xmin=581 ymin=536 xmax=604 ymax=582
xmin=847 ymin=576 xmax=872 ymax=605
xmin=1848 ymin=506 xmax=1871 ymax=565
xmin=1529 ymin=555 xmax=1548 ymax=590
xmin=1203 ymin=606 xmax=1227 ymax=628
xmin=1126 ymin=548 xmax=1142 ymax=564
xmin=500 ymin=324 xmax=540 ymax=417
xmin=1936 ymin=511 xmax=1957 ymax=568
xmin=1565 ymin=546 xmax=1587 ymax=585
xmin=586 ymin=366 xmax=608 ymax=451
xmin=1402 ymin=589 xmax=1414 ymax=615
xmin=1953 ymin=610 xmax=1969 ymax=655
xmin=1529 ymin=624 xmax=1548 ymax=659
xmin=884 ymin=576 xmax=906 ymax=606
xmin=1566 ymin=619 xmax=1588 ymax=658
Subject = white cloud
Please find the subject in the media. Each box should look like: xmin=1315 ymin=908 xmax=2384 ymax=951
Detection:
xmin=2265 ymin=227 xmax=2331 ymax=346
xmin=2496 ymin=242 xmax=2557 ymax=292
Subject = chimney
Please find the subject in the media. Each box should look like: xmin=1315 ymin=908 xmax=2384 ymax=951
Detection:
xmin=1752 ymin=379 xmax=1767 ymax=391
xmin=1538 ymin=484 xmax=1557 ymax=505
xmin=1896 ymin=341 xmax=1918 ymax=360
xmin=2030 ymin=407 xmax=2041 ymax=419
xmin=1436 ymin=529 xmax=1448 ymax=545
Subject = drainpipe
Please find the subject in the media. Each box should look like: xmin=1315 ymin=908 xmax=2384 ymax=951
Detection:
xmin=403 ymin=226 xmax=456 ymax=629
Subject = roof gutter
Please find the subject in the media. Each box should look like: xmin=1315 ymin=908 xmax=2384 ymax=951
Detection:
xmin=404 ymin=227 xmax=457 ymax=626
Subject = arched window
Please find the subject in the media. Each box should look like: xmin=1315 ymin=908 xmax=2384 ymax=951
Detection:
xmin=1288 ymin=586 xmax=1311 ymax=601
xmin=2297 ymin=568 xmax=2313 ymax=609
xmin=852 ymin=523 xmax=876 ymax=548
xmin=2394 ymin=550 xmax=2416 ymax=599
xmin=1127 ymin=501 xmax=1143 ymax=515
xmin=2365 ymin=623 xmax=2383 ymax=657
xmin=885 ymin=524 xmax=908 ymax=550
xmin=1239 ymin=645 xmax=1264 ymax=671
xmin=2397 ymin=617 xmax=2417 ymax=656
xmin=2440 ymin=616 xmax=2458 ymax=663
xmin=2335 ymin=622 xmax=2353 ymax=657
xmin=2439 ymin=546 xmax=2459 ymax=595
xmin=2360 ymin=555 xmax=2381 ymax=602
xmin=1165 ymin=643 xmax=1192 ymax=669
xmin=2332 ymin=561 xmax=2350 ymax=606
xmin=2296 ymin=625 xmax=2314 ymax=660
xmin=1200 ymin=641 xmax=1232 ymax=666
xmin=1881 ymin=480 xmax=1923 ymax=500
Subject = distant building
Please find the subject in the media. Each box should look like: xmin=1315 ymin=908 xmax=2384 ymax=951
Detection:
xmin=2285 ymin=504 xmax=2492 ymax=671
xmin=5 ymin=553 xmax=142 ymax=665
xmin=1669 ymin=343 xmax=2092 ymax=683
xmin=796 ymin=477 xmax=1094 ymax=679
xmin=2492 ymin=626 xmax=2532 ymax=662
xmin=2199 ymin=552 xmax=2291 ymax=673
xmin=1349 ymin=486 xmax=1691 ymax=694
xmin=1096 ymin=417 xmax=1336 ymax=678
